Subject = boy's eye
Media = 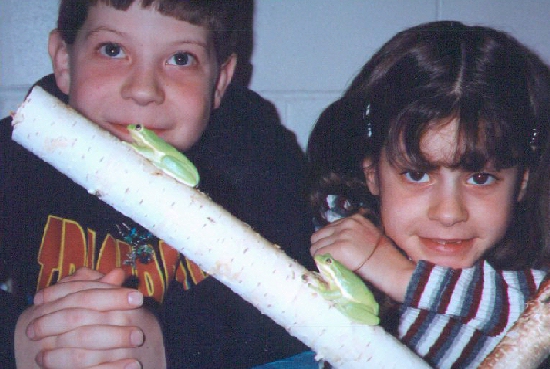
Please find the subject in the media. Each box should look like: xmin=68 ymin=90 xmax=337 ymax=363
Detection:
xmin=467 ymin=172 xmax=497 ymax=185
xmin=99 ymin=43 xmax=125 ymax=58
xmin=167 ymin=52 xmax=195 ymax=66
xmin=403 ymin=171 xmax=430 ymax=183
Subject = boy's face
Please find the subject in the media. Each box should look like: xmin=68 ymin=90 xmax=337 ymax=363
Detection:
xmin=364 ymin=119 xmax=528 ymax=269
xmin=49 ymin=2 xmax=236 ymax=151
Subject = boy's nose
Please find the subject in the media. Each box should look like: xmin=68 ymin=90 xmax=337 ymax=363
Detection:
xmin=121 ymin=66 xmax=165 ymax=105
xmin=427 ymin=187 xmax=468 ymax=226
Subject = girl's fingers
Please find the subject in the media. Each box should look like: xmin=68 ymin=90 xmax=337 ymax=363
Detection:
xmin=310 ymin=214 xmax=384 ymax=269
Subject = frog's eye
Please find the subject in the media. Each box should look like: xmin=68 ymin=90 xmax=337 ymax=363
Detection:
xmin=325 ymin=257 xmax=333 ymax=264
xmin=135 ymin=124 xmax=144 ymax=131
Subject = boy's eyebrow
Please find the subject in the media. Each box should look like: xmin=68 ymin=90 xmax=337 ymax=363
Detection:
xmin=84 ymin=26 xmax=208 ymax=48
xmin=84 ymin=26 xmax=126 ymax=40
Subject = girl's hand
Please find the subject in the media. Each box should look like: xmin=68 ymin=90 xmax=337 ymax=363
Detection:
xmin=311 ymin=214 xmax=416 ymax=302
xmin=311 ymin=213 xmax=383 ymax=272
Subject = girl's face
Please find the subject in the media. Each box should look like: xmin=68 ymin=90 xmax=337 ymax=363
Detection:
xmin=364 ymin=119 xmax=528 ymax=268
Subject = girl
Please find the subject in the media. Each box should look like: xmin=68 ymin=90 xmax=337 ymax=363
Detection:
xmin=308 ymin=21 xmax=550 ymax=368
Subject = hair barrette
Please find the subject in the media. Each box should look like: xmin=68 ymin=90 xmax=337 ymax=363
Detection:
xmin=530 ymin=127 xmax=539 ymax=151
xmin=364 ymin=103 xmax=373 ymax=138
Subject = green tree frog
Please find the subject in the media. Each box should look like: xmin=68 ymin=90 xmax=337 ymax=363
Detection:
xmin=311 ymin=253 xmax=379 ymax=325
xmin=127 ymin=124 xmax=199 ymax=187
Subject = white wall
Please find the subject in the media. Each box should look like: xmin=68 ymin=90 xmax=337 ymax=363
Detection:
xmin=2 ymin=0 xmax=550 ymax=149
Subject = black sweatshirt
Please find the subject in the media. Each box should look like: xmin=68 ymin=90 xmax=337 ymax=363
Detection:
xmin=0 ymin=75 xmax=314 ymax=368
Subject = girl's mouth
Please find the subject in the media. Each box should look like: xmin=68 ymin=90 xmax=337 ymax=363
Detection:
xmin=419 ymin=237 xmax=474 ymax=254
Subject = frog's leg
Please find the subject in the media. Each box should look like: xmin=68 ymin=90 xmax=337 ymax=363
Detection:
xmin=336 ymin=302 xmax=380 ymax=325
xmin=159 ymin=154 xmax=200 ymax=187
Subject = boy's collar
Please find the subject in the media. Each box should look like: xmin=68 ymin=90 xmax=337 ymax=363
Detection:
xmin=30 ymin=74 xmax=68 ymax=104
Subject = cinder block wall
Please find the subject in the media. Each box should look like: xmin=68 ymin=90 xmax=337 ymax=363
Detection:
xmin=2 ymin=0 xmax=549 ymax=149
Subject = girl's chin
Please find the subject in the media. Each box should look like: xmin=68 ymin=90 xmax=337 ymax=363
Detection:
xmin=431 ymin=259 xmax=474 ymax=269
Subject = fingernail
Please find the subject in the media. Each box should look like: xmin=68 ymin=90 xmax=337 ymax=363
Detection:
xmin=125 ymin=360 xmax=142 ymax=369
xmin=34 ymin=351 xmax=43 ymax=366
xmin=128 ymin=291 xmax=143 ymax=306
xmin=130 ymin=329 xmax=144 ymax=346
xmin=26 ymin=324 xmax=36 ymax=339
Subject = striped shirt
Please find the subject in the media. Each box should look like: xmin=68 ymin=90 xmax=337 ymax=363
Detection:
xmin=400 ymin=260 xmax=547 ymax=368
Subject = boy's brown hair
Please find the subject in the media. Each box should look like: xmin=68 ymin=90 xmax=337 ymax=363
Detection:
xmin=57 ymin=0 xmax=238 ymax=65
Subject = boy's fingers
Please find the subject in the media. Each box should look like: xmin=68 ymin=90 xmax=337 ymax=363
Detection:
xmin=27 ymin=289 xmax=143 ymax=339
xmin=87 ymin=359 xmax=142 ymax=369
xmin=36 ymin=276 xmax=129 ymax=305
xmin=37 ymin=347 xmax=137 ymax=369
xmin=36 ymin=268 xmax=127 ymax=305
xmin=28 ymin=308 xmax=142 ymax=340
xmin=59 ymin=267 xmax=105 ymax=283
xmin=100 ymin=268 xmax=127 ymax=286
xmin=52 ymin=288 xmax=143 ymax=312
xmin=53 ymin=325 xmax=144 ymax=349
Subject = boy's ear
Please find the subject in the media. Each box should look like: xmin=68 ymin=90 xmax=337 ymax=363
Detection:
xmin=517 ymin=169 xmax=530 ymax=202
xmin=48 ymin=30 xmax=71 ymax=95
xmin=363 ymin=158 xmax=379 ymax=195
xmin=213 ymin=54 xmax=237 ymax=108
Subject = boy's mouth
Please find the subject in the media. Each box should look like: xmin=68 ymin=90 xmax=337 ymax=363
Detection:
xmin=109 ymin=124 xmax=131 ymax=137
xmin=106 ymin=122 xmax=166 ymax=142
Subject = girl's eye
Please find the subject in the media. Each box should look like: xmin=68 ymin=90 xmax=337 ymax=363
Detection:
xmin=99 ymin=43 xmax=125 ymax=58
xmin=467 ymin=172 xmax=497 ymax=185
xmin=167 ymin=52 xmax=196 ymax=66
xmin=403 ymin=171 xmax=430 ymax=183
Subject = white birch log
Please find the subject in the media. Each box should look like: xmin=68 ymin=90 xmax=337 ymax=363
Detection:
xmin=480 ymin=278 xmax=550 ymax=368
xmin=11 ymin=86 xmax=429 ymax=368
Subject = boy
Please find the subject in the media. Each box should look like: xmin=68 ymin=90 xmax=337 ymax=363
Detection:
xmin=1 ymin=1 xmax=313 ymax=368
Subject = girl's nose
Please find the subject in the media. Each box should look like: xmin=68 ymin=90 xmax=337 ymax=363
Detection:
xmin=121 ymin=65 xmax=165 ymax=106
xmin=428 ymin=186 xmax=468 ymax=226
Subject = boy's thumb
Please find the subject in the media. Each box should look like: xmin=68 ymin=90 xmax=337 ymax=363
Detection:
xmin=100 ymin=268 xmax=127 ymax=286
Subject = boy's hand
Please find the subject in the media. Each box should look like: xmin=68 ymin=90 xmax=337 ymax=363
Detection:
xmin=311 ymin=214 xmax=416 ymax=302
xmin=14 ymin=268 xmax=166 ymax=369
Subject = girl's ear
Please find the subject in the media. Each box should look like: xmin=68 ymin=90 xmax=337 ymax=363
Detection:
xmin=48 ymin=30 xmax=71 ymax=95
xmin=363 ymin=158 xmax=379 ymax=195
xmin=213 ymin=54 xmax=237 ymax=108
xmin=517 ymin=169 xmax=530 ymax=202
